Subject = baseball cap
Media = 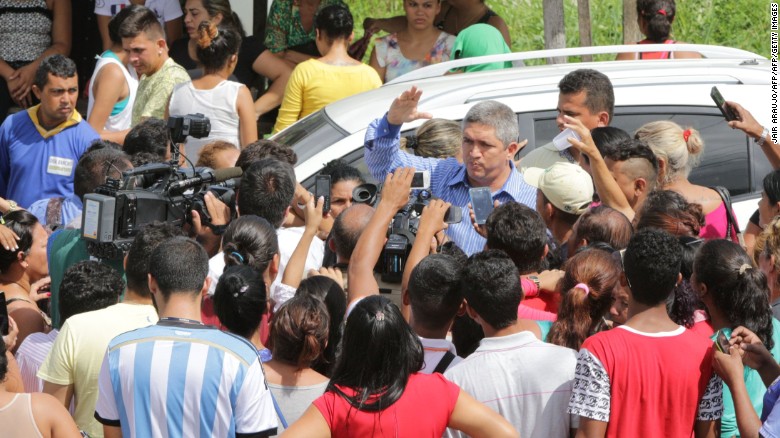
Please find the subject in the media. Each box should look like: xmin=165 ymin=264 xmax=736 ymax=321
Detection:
xmin=523 ymin=162 xmax=594 ymax=215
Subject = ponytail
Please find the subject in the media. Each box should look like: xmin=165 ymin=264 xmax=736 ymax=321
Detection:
xmin=546 ymin=249 xmax=619 ymax=350
xmin=194 ymin=21 xmax=242 ymax=74
xmin=196 ymin=21 xmax=219 ymax=49
xmin=728 ymin=265 xmax=775 ymax=350
xmin=212 ymin=265 xmax=267 ymax=339
xmin=548 ymin=285 xmax=597 ymax=350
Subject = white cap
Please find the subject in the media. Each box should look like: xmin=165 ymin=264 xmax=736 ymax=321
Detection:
xmin=523 ymin=162 xmax=594 ymax=215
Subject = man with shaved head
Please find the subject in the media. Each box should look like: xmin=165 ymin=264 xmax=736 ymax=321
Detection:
xmin=331 ymin=203 xmax=375 ymax=267
xmin=601 ymin=138 xmax=659 ymax=219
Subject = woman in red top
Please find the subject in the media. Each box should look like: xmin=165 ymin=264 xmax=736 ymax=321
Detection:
xmin=282 ymin=295 xmax=518 ymax=438
xmin=616 ymin=0 xmax=701 ymax=60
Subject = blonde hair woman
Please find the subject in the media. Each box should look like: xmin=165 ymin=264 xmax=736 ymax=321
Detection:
xmin=635 ymin=120 xmax=737 ymax=241
xmin=400 ymin=118 xmax=462 ymax=161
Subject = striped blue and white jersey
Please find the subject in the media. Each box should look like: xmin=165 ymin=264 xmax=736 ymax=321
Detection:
xmin=95 ymin=320 xmax=277 ymax=438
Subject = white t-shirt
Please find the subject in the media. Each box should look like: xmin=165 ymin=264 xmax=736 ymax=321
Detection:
xmin=444 ymin=330 xmax=578 ymax=438
xmin=420 ymin=336 xmax=462 ymax=374
xmin=94 ymin=0 xmax=183 ymax=30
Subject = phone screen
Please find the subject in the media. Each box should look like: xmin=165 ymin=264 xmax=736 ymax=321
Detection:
xmin=0 ymin=292 xmax=7 ymax=337
xmin=315 ymin=175 xmax=331 ymax=214
xmin=411 ymin=171 xmax=429 ymax=189
xmin=710 ymin=87 xmax=738 ymax=122
xmin=470 ymin=187 xmax=494 ymax=225
xmin=715 ymin=330 xmax=730 ymax=353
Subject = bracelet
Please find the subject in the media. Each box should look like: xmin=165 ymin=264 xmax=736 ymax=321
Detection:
xmin=756 ymin=127 xmax=770 ymax=147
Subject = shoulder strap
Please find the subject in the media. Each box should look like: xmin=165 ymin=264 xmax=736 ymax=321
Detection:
xmin=270 ymin=391 xmax=288 ymax=429
xmin=711 ymin=186 xmax=743 ymax=245
xmin=433 ymin=351 xmax=456 ymax=374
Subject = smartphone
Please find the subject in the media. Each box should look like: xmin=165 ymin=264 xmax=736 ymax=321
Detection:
xmin=315 ymin=175 xmax=331 ymax=214
xmin=411 ymin=170 xmax=430 ymax=190
xmin=0 ymin=292 xmax=7 ymax=337
xmin=715 ymin=330 xmax=730 ymax=353
xmin=444 ymin=206 xmax=463 ymax=224
xmin=469 ymin=187 xmax=494 ymax=225
xmin=710 ymin=86 xmax=738 ymax=122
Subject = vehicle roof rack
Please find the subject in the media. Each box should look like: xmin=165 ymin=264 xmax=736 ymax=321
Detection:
xmin=387 ymin=44 xmax=766 ymax=84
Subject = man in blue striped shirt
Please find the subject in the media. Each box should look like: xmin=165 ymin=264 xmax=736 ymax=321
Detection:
xmin=95 ymin=237 xmax=277 ymax=438
xmin=364 ymin=86 xmax=537 ymax=255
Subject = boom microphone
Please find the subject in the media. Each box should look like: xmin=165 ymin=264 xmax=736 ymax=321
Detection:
xmin=168 ymin=167 xmax=243 ymax=193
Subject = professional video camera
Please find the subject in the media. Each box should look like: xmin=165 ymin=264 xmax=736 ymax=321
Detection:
xmin=351 ymin=182 xmax=432 ymax=283
xmin=81 ymin=114 xmax=241 ymax=260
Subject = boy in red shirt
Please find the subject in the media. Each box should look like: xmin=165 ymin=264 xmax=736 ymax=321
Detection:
xmin=568 ymin=228 xmax=722 ymax=438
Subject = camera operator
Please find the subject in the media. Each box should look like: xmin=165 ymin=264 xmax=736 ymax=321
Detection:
xmin=207 ymin=158 xmax=323 ymax=307
xmin=347 ymin=167 xmax=415 ymax=311
xmin=364 ymin=87 xmax=536 ymax=255
xmin=46 ymin=146 xmax=132 ymax=328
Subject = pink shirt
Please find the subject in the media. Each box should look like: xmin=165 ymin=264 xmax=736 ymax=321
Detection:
xmin=700 ymin=202 xmax=739 ymax=242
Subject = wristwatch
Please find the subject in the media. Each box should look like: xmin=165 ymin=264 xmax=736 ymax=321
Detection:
xmin=756 ymin=127 xmax=770 ymax=147
xmin=528 ymin=275 xmax=541 ymax=290
xmin=7 ymin=200 xmax=17 ymax=212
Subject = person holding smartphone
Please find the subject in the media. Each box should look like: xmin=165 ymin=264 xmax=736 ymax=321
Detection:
xmin=725 ymin=100 xmax=778 ymax=259
xmin=364 ymin=86 xmax=536 ymax=255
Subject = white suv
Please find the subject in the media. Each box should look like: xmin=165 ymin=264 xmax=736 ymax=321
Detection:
xmin=273 ymin=44 xmax=771 ymax=228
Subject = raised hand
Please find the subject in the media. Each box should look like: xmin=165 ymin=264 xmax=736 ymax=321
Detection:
xmin=387 ymin=86 xmax=433 ymax=125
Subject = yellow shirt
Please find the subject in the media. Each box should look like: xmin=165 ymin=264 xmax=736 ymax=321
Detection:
xmin=274 ymin=59 xmax=381 ymax=133
xmin=37 ymin=303 xmax=158 ymax=438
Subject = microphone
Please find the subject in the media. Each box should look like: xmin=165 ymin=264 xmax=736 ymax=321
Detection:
xmin=168 ymin=167 xmax=243 ymax=193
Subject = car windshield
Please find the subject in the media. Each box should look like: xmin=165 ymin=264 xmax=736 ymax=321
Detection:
xmin=272 ymin=111 xmax=349 ymax=165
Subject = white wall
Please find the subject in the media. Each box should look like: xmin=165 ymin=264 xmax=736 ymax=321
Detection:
xmin=229 ymin=0 xmax=254 ymax=36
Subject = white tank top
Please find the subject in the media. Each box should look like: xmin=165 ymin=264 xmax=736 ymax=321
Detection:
xmin=87 ymin=52 xmax=138 ymax=132
xmin=167 ymin=79 xmax=243 ymax=159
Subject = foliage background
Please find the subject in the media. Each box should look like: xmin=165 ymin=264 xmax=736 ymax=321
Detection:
xmin=347 ymin=0 xmax=769 ymax=64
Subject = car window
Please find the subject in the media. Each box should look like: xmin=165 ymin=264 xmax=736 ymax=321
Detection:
xmin=525 ymin=106 xmax=751 ymax=196
xmin=273 ymin=111 xmax=349 ymax=166
xmin=305 ymin=106 xmax=754 ymax=198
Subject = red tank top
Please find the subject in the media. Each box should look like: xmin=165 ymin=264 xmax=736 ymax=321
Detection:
xmin=638 ymin=39 xmax=676 ymax=59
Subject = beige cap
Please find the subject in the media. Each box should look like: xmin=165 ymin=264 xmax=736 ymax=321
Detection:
xmin=523 ymin=162 xmax=594 ymax=215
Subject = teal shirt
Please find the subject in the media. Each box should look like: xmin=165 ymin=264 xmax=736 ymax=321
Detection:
xmin=713 ymin=318 xmax=780 ymax=437
xmin=536 ymin=320 xmax=553 ymax=342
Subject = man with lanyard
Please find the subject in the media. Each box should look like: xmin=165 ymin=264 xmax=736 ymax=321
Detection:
xmin=364 ymin=86 xmax=536 ymax=255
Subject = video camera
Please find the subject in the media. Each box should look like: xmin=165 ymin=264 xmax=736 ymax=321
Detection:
xmin=81 ymin=114 xmax=241 ymax=259
xmin=352 ymin=182 xmax=432 ymax=283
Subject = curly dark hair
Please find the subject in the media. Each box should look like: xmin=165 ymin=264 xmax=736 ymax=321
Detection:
xmin=623 ymin=228 xmax=682 ymax=306
xmin=59 ymin=261 xmax=124 ymax=323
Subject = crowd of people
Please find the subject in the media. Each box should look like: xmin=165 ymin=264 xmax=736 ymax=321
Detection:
xmin=0 ymin=0 xmax=776 ymax=437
